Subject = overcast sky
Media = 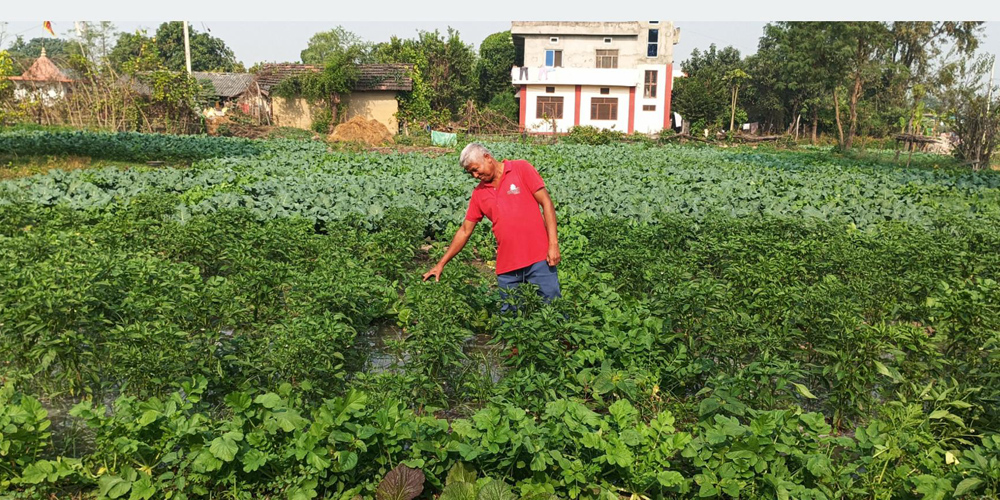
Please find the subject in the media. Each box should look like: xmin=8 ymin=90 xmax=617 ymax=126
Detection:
xmin=3 ymin=20 xmax=1000 ymax=69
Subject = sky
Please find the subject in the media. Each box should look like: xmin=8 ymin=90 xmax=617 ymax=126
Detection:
xmin=3 ymin=20 xmax=1000 ymax=71
xmin=3 ymin=0 xmax=1000 ymax=68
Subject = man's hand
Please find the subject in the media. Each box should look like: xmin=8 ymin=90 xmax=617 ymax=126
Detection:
xmin=547 ymin=245 xmax=561 ymax=267
xmin=423 ymin=265 xmax=444 ymax=282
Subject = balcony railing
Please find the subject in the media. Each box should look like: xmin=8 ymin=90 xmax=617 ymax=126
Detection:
xmin=511 ymin=66 xmax=642 ymax=87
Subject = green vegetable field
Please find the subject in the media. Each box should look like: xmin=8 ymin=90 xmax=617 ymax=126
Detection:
xmin=2 ymin=130 xmax=999 ymax=499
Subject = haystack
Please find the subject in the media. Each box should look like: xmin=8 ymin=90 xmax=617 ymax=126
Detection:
xmin=328 ymin=116 xmax=394 ymax=146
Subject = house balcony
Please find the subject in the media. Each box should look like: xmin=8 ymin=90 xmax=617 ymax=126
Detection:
xmin=511 ymin=66 xmax=641 ymax=87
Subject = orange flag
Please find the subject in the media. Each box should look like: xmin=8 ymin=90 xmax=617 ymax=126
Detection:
xmin=43 ymin=21 xmax=55 ymax=36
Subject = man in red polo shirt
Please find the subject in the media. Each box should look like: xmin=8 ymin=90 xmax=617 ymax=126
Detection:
xmin=422 ymin=143 xmax=561 ymax=304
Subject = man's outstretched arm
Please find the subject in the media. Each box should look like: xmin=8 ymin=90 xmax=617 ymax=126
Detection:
xmin=423 ymin=219 xmax=478 ymax=281
xmin=533 ymin=188 xmax=560 ymax=266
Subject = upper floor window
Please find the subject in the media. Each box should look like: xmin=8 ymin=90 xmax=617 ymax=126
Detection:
xmin=648 ymin=29 xmax=659 ymax=57
xmin=545 ymin=49 xmax=563 ymax=67
xmin=596 ymin=49 xmax=618 ymax=68
xmin=549 ymin=37 xmax=559 ymax=43
xmin=604 ymin=37 xmax=613 ymax=44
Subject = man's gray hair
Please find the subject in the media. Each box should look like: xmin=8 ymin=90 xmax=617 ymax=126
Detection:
xmin=459 ymin=142 xmax=492 ymax=169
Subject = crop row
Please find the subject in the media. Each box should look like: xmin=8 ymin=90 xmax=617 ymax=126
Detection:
xmin=2 ymin=141 xmax=999 ymax=232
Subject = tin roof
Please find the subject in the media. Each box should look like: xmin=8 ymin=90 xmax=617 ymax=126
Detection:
xmin=191 ymin=72 xmax=255 ymax=98
xmin=118 ymin=72 xmax=254 ymax=98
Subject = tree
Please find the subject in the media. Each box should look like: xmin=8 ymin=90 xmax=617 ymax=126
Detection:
xmin=752 ymin=22 xmax=890 ymax=149
xmin=937 ymin=52 xmax=999 ymax=170
xmin=108 ymin=24 xmax=240 ymax=74
xmin=672 ymin=44 xmax=744 ymax=133
xmin=475 ymin=31 xmax=515 ymax=110
xmin=724 ymin=68 xmax=750 ymax=132
xmin=751 ymin=23 xmax=831 ymax=139
xmin=301 ymin=26 xmax=373 ymax=65
xmin=108 ymin=31 xmax=157 ymax=73
xmin=373 ymin=28 xmax=476 ymax=125
xmin=0 ymin=49 xmax=21 ymax=125
xmin=63 ymin=21 xmax=118 ymax=66
xmin=883 ymin=22 xmax=984 ymax=138
xmin=833 ymin=22 xmax=893 ymax=149
xmin=153 ymin=22 xmax=240 ymax=72
xmin=4 ymin=36 xmax=76 ymax=74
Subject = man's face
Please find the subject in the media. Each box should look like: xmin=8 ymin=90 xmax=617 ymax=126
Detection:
xmin=464 ymin=155 xmax=497 ymax=182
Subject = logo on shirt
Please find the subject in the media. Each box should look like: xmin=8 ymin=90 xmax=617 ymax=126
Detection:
xmin=507 ymin=183 xmax=520 ymax=195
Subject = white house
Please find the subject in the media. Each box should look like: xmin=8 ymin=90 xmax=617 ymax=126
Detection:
xmin=511 ymin=21 xmax=681 ymax=134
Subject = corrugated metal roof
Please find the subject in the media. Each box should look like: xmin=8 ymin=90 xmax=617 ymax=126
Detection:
xmin=117 ymin=72 xmax=253 ymax=98
xmin=191 ymin=72 xmax=255 ymax=98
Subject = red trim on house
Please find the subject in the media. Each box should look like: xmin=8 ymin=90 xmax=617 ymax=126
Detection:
xmin=519 ymin=85 xmax=527 ymax=132
xmin=664 ymin=64 xmax=674 ymax=130
xmin=628 ymin=86 xmax=636 ymax=134
xmin=574 ymin=85 xmax=582 ymax=127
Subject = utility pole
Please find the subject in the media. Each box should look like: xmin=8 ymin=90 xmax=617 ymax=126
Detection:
xmin=987 ymin=58 xmax=996 ymax=115
xmin=978 ymin=58 xmax=995 ymax=169
xmin=182 ymin=21 xmax=192 ymax=75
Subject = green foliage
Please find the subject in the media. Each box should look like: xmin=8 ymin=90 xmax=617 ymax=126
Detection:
xmin=475 ymin=31 xmax=515 ymax=107
xmin=673 ymin=44 xmax=745 ymax=133
xmin=107 ymin=30 xmax=158 ymax=73
xmin=562 ymin=126 xmax=625 ymax=145
xmin=153 ymin=22 xmax=240 ymax=72
xmin=0 ymin=49 xmax=23 ymax=126
xmin=267 ymin=126 xmax=318 ymax=141
xmin=107 ymin=23 xmax=240 ymax=73
xmin=374 ymin=28 xmax=476 ymax=126
xmin=937 ymin=53 xmax=1000 ymax=169
xmin=485 ymin=92 xmax=518 ymax=122
xmin=0 ymin=129 xmax=266 ymax=161
xmin=3 ymin=132 xmax=1000 ymax=498
xmin=274 ymin=46 xmax=362 ymax=102
xmin=311 ymin=107 xmax=334 ymax=134
xmin=377 ymin=464 xmax=425 ymax=500
xmin=0 ymin=383 xmax=53 ymax=486
xmin=722 ymin=22 xmax=986 ymax=147
xmin=2 ymin=36 xmax=76 ymax=74
xmin=300 ymin=26 xmax=373 ymax=65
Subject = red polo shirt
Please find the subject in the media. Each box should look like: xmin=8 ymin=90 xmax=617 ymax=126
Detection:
xmin=465 ymin=159 xmax=550 ymax=275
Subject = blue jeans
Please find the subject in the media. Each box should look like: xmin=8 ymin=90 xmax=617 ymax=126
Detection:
xmin=497 ymin=260 xmax=561 ymax=312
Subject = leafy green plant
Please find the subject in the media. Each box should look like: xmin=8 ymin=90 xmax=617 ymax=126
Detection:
xmin=0 ymin=383 xmax=52 ymax=486
xmin=3 ymin=131 xmax=1000 ymax=499
xmin=377 ymin=463 xmax=425 ymax=500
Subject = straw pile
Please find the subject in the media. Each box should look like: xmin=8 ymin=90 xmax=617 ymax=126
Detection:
xmin=328 ymin=116 xmax=394 ymax=145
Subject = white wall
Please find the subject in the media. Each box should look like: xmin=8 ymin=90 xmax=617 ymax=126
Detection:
xmin=633 ymin=65 xmax=668 ymax=134
xmin=516 ymin=21 xmax=677 ymax=69
xmin=578 ymin=85 xmax=629 ymax=132
xmin=523 ymin=34 xmax=641 ymax=69
xmin=13 ymin=82 xmax=67 ymax=106
xmin=523 ymin=85 xmax=577 ymax=133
